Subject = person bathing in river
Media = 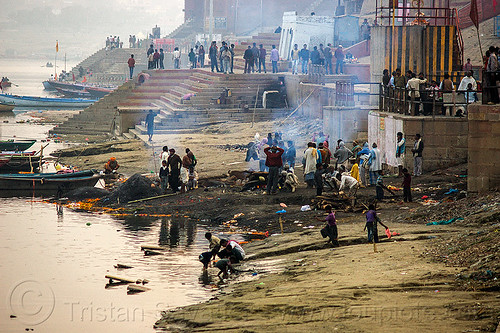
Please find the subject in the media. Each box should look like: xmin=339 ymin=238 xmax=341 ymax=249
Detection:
xmin=205 ymin=232 xmax=221 ymax=260
xmin=218 ymin=239 xmax=245 ymax=263
xmin=104 ymin=157 xmax=119 ymax=174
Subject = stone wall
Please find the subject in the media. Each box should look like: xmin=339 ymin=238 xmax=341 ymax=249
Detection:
xmin=467 ymin=104 xmax=500 ymax=192
xmin=323 ymin=106 xmax=371 ymax=144
xmin=368 ymin=111 xmax=468 ymax=172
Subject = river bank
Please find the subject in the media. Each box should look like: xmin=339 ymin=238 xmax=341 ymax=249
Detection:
xmin=154 ymin=212 xmax=500 ymax=332
xmin=49 ymin=118 xmax=500 ymax=332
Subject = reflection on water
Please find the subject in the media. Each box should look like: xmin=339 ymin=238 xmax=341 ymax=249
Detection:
xmin=0 ymin=198 xmax=233 ymax=333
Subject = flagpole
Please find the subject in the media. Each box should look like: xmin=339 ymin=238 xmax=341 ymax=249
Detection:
xmin=476 ymin=27 xmax=483 ymax=61
xmin=55 ymin=40 xmax=58 ymax=79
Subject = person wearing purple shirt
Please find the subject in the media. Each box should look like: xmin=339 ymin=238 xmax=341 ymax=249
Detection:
xmin=364 ymin=204 xmax=388 ymax=243
xmin=317 ymin=205 xmax=339 ymax=246
xmin=270 ymin=45 xmax=279 ymax=73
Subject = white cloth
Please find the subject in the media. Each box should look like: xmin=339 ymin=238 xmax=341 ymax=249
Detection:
xmin=339 ymin=174 xmax=358 ymax=191
xmin=180 ymin=166 xmax=189 ymax=184
xmin=406 ymin=78 xmax=427 ymax=98
xmin=369 ymin=148 xmax=382 ymax=172
xmin=458 ymin=76 xmax=477 ymax=92
xmin=160 ymin=151 xmax=169 ymax=163
xmin=173 ymin=50 xmax=181 ymax=59
xmin=228 ymin=240 xmax=245 ymax=259
xmin=303 ymin=147 xmax=318 ymax=175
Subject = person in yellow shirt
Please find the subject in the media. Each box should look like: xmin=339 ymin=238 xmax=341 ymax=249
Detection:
xmin=350 ymin=161 xmax=360 ymax=183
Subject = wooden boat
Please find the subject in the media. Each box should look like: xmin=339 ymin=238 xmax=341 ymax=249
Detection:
xmin=0 ymin=102 xmax=15 ymax=111
xmin=86 ymin=86 xmax=115 ymax=99
xmin=0 ymin=170 xmax=101 ymax=197
xmin=0 ymin=139 xmax=36 ymax=151
xmin=55 ymin=87 xmax=92 ymax=99
xmin=0 ymin=151 xmax=43 ymax=172
xmin=42 ymin=80 xmax=86 ymax=91
xmin=0 ymin=93 xmax=96 ymax=108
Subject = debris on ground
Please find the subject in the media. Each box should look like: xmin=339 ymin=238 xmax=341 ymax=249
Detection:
xmin=101 ymin=174 xmax=162 ymax=204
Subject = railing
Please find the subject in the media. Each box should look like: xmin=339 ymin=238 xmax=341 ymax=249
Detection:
xmin=379 ymin=84 xmax=478 ymax=117
xmin=375 ymin=0 xmax=456 ymax=26
xmin=453 ymin=8 xmax=464 ymax=69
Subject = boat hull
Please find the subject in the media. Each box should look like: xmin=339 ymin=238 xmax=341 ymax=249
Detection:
xmin=0 ymin=140 xmax=36 ymax=151
xmin=0 ymin=103 xmax=15 ymax=111
xmin=85 ymin=87 xmax=114 ymax=99
xmin=0 ymin=154 xmax=43 ymax=173
xmin=0 ymin=173 xmax=101 ymax=197
xmin=0 ymin=94 xmax=96 ymax=108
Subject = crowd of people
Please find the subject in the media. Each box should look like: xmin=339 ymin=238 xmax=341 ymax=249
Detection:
xmin=381 ymin=65 xmax=478 ymax=116
xmin=158 ymin=145 xmax=198 ymax=194
xmin=105 ymin=36 xmax=122 ymax=50
xmin=197 ymin=130 xmax=425 ymax=278
xmin=139 ymin=40 xmax=351 ymax=75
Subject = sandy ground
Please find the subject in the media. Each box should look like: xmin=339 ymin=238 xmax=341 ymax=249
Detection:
xmin=155 ymin=222 xmax=499 ymax=332
xmin=52 ymin=118 xmax=500 ymax=332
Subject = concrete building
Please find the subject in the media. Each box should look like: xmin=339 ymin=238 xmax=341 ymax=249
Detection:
xmin=278 ymin=12 xmax=335 ymax=61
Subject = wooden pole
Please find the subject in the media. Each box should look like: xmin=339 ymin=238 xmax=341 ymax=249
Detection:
xmin=279 ymin=215 xmax=284 ymax=234
xmin=476 ymin=27 xmax=483 ymax=62
xmin=251 ymin=85 xmax=260 ymax=128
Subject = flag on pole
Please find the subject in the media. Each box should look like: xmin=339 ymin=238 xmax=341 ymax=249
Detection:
xmin=469 ymin=0 xmax=479 ymax=29
xmin=56 ymin=41 xmax=59 ymax=52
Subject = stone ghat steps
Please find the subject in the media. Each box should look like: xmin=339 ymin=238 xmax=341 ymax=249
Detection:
xmin=50 ymin=81 xmax=136 ymax=135
xmin=132 ymin=108 xmax=290 ymax=132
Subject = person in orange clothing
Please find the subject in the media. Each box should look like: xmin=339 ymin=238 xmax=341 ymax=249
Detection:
xmin=104 ymin=157 xmax=119 ymax=174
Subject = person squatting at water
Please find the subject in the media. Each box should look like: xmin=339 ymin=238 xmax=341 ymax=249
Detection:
xmin=318 ymin=205 xmax=339 ymax=246
xmin=104 ymin=157 xmax=119 ymax=174
xmin=364 ymin=204 xmax=388 ymax=243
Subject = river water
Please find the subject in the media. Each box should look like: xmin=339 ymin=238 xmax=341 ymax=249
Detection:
xmin=0 ymin=59 xmax=233 ymax=332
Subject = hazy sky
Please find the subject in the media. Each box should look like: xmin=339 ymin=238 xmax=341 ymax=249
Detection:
xmin=0 ymin=0 xmax=184 ymax=59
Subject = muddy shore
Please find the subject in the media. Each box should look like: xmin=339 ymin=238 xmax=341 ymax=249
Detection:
xmin=51 ymin=119 xmax=500 ymax=332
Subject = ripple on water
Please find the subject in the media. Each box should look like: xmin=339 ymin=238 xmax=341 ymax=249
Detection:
xmin=0 ymin=198 xmax=237 ymax=333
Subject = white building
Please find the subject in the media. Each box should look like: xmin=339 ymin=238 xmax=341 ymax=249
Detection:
xmin=278 ymin=11 xmax=335 ymax=61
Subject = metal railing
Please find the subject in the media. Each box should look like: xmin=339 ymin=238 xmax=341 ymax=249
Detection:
xmin=375 ymin=0 xmax=456 ymax=26
xmin=379 ymin=84 xmax=477 ymax=117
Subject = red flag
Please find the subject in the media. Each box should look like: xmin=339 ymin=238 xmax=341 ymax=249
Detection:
xmin=470 ymin=0 xmax=479 ymax=29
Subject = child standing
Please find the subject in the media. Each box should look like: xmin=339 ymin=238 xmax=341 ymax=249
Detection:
xmin=364 ymin=204 xmax=388 ymax=243
xmin=317 ymin=205 xmax=339 ymax=246
xmin=402 ymin=168 xmax=412 ymax=202
xmin=159 ymin=160 xmax=168 ymax=193
xmin=375 ymin=170 xmax=384 ymax=200
xmin=314 ymin=163 xmax=325 ymax=196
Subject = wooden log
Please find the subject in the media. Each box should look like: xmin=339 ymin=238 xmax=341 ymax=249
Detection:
xmin=141 ymin=245 xmax=166 ymax=251
xmin=114 ymin=264 xmax=133 ymax=269
xmin=127 ymin=192 xmax=178 ymax=204
xmin=105 ymin=275 xmax=135 ymax=284
xmin=127 ymin=284 xmax=150 ymax=293
xmin=144 ymin=250 xmax=163 ymax=256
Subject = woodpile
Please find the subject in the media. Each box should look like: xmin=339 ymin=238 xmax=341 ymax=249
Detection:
xmin=311 ymin=194 xmax=365 ymax=213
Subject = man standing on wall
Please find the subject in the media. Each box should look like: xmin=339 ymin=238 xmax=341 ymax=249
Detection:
xmin=291 ymin=44 xmax=300 ymax=75
xmin=299 ymin=44 xmax=310 ymax=74
xmin=209 ymin=41 xmax=219 ymax=73
xmin=258 ymin=44 xmax=267 ymax=73
xmin=334 ymin=45 xmax=344 ymax=74
xmin=244 ymin=46 xmax=254 ymax=74
xmin=411 ymin=133 xmax=424 ymax=177
xmin=324 ymin=43 xmax=333 ymax=75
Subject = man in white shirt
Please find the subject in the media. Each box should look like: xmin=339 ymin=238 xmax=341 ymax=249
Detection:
xmin=458 ymin=71 xmax=477 ymax=92
xmin=406 ymin=72 xmax=427 ymax=115
xmin=339 ymin=173 xmax=359 ymax=197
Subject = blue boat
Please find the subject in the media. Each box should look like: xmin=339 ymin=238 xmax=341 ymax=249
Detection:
xmin=0 ymin=93 xmax=97 ymax=108
xmin=0 ymin=170 xmax=102 ymax=197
